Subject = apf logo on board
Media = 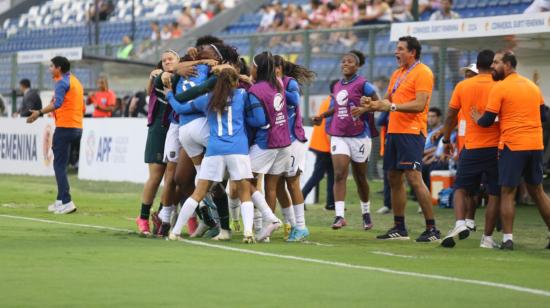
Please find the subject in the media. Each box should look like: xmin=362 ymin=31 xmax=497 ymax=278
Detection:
xmin=84 ymin=130 xmax=127 ymax=166
xmin=85 ymin=131 xmax=95 ymax=166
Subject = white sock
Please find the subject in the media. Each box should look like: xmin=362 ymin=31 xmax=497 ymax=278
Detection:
xmin=159 ymin=205 xmax=175 ymax=223
xmin=294 ymin=203 xmax=306 ymax=229
xmin=281 ymin=207 xmax=296 ymax=227
xmin=465 ymin=219 xmax=475 ymax=227
xmin=503 ymin=233 xmax=513 ymax=242
xmin=455 ymin=220 xmax=466 ymax=229
xmin=335 ymin=201 xmax=345 ymax=218
xmin=171 ymin=198 xmax=199 ymax=236
xmin=253 ymin=208 xmax=263 ymax=234
xmin=229 ymin=198 xmax=241 ymax=220
xmin=483 ymin=234 xmax=493 ymax=242
xmin=360 ymin=201 xmax=370 ymax=214
xmin=241 ymin=201 xmax=254 ymax=234
xmin=251 ymin=191 xmax=278 ymax=223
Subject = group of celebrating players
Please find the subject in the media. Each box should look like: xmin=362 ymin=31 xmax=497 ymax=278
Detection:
xmin=134 ymin=34 xmax=550 ymax=250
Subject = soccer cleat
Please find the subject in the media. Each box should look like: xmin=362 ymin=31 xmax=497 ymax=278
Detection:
xmin=284 ymin=223 xmax=292 ymax=241
xmin=287 ymin=227 xmax=309 ymax=242
xmin=168 ymin=233 xmax=183 ymax=241
xmin=156 ymin=222 xmax=171 ymax=238
xmin=480 ymin=235 xmax=499 ymax=249
xmin=47 ymin=200 xmax=62 ymax=212
xmin=190 ymin=222 xmax=210 ymax=238
xmin=242 ymin=231 xmax=256 ymax=244
xmin=212 ymin=229 xmax=231 ymax=241
xmin=331 ymin=216 xmax=347 ymax=229
xmin=199 ymin=204 xmax=217 ymax=228
xmin=54 ymin=201 xmax=77 ymax=215
xmin=324 ymin=204 xmax=335 ymax=211
xmin=376 ymin=227 xmax=410 ymax=240
xmin=416 ymin=228 xmax=441 ymax=242
xmin=466 ymin=221 xmax=476 ymax=232
xmin=203 ymin=227 xmax=220 ymax=238
xmin=376 ymin=206 xmax=391 ymax=214
xmin=256 ymin=219 xmax=282 ymax=242
xmin=231 ymin=219 xmax=241 ymax=233
xmin=362 ymin=213 xmax=373 ymax=230
xmin=441 ymin=224 xmax=470 ymax=248
xmin=135 ymin=217 xmax=151 ymax=235
xmin=151 ymin=211 xmax=161 ymax=235
xmin=187 ymin=216 xmax=198 ymax=235
xmin=500 ymin=240 xmax=514 ymax=250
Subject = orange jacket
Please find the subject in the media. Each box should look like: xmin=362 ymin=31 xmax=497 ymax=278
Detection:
xmin=52 ymin=73 xmax=84 ymax=128
xmin=309 ymin=96 xmax=331 ymax=153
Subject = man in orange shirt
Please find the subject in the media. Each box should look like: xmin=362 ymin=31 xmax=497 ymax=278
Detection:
xmin=87 ymin=76 xmax=116 ymax=118
xmin=27 ymin=56 xmax=84 ymax=215
xmin=439 ymin=50 xmax=501 ymax=249
xmin=474 ymin=51 xmax=550 ymax=250
xmin=362 ymin=36 xmax=440 ymax=242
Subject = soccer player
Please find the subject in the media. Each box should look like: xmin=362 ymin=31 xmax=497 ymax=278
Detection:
xmin=27 ymin=56 xmax=84 ymax=214
xmin=312 ymin=50 xmax=378 ymax=231
xmin=167 ymin=67 xmax=257 ymax=242
xmin=473 ymin=51 xmax=550 ymax=250
xmin=439 ymin=50 xmax=501 ymax=248
xmin=362 ymin=36 xmax=441 ymax=242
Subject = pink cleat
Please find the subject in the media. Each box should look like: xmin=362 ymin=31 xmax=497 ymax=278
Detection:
xmin=136 ymin=217 xmax=151 ymax=235
xmin=187 ymin=216 xmax=198 ymax=235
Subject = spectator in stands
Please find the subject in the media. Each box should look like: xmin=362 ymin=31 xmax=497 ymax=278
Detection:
xmin=150 ymin=21 xmax=161 ymax=41
xmin=308 ymin=0 xmax=326 ymax=29
xmin=128 ymin=91 xmax=147 ymax=117
xmin=0 ymin=93 xmax=6 ymax=116
xmin=194 ymin=5 xmax=210 ymax=27
xmin=390 ymin=0 xmax=414 ymax=21
xmin=87 ymin=0 xmax=114 ymax=22
xmin=160 ymin=24 xmax=172 ymax=40
xmin=87 ymin=76 xmax=116 ymax=118
xmin=524 ymin=0 xmax=550 ymax=13
xmin=15 ymin=79 xmax=42 ymax=117
xmin=430 ymin=0 xmax=461 ymax=87
xmin=258 ymin=4 xmax=275 ymax=32
xmin=117 ymin=36 xmax=134 ymax=59
xmin=355 ymin=0 xmax=393 ymax=25
xmin=171 ymin=22 xmax=182 ymax=39
xmin=178 ymin=6 xmax=195 ymax=33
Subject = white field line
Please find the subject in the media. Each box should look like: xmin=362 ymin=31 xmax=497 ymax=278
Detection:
xmin=371 ymin=251 xmax=418 ymax=259
xmin=1 ymin=214 xmax=549 ymax=298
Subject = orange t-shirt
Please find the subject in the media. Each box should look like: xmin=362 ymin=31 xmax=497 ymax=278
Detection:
xmin=485 ymin=73 xmax=544 ymax=151
xmin=53 ymin=74 xmax=84 ymax=129
xmin=309 ymin=96 xmax=331 ymax=153
xmin=90 ymin=90 xmax=116 ymax=118
xmin=448 ymin=73 xmax=499 ymax=149
xmin=387 ymin=62 xmax=433 ymax=136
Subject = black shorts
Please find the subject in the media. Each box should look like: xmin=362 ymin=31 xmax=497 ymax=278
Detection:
xmin=498 ymin=146 xmax=544 ymax=187
xmin=454 ymin=147 xmax=499 ymax=195
xmin=383 ymin=133 xmax=425 ymax=171
xmin=144 ymin=115 xmax=169 ymax=165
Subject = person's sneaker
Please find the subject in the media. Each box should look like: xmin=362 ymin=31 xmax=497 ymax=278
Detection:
xmin=324 ymin=204 xmax=335 ymax=211
xmin=284 ymin=223 xmax=292 ymax=241
xmin=500 ymin=240 xmax=514 ymax=250
xmin=203 ymin=227 xmax=220 ymax=238
xmin=156 ymin=222 xmax=171 ymax=238
xmin=136 ymin=217 xmax=151 ymax=235
xmin=362 ymin=213 xmax=373 ymax=230
xmin=54 ymin=201 xmax=77 ymax=214
xmin=377 ymin=227 xmax=409 ymax=240
xmin=417 ymin=206 xmax=423 ymax=214
xmin=47 ymin=200 xmax=62 ymax=212
xmin=168 ymin=233 xmax=183 ymax=241
xmin=151 ymin=211 xmax=161 ymax=235
xmin=376 ymin=206 xmax=391 ymax=214
xmin=256 ymin=219 xmax=282 ymax=242
xmin=231 ymin=219 xmax=241 ymax=233
xmin=212 ymin=229 xmax=231 ymax=241
xmin=415 ymin=228 xmax=441 ymax=242
xmin=242 ymin=231 xmax=256 ymax=244
xmin=190 ymin=222 xmax=210 ymax=238
xmin=466 ymin=221 xmax=476 ymax=232
xmin=331 ymin=216 xmax=347 ymax=229
xmin=480 ymin=235 xmax=499 ymax=249
xmin=441 ymin=224 xmax=470 ymax=248
xmin=287 ymin=227 xmax=309 ymax=242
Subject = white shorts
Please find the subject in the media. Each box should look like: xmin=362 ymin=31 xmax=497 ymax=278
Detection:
xmin=178 ymin=117 xmax=209 ymax=158
xmin=163 ymin=122 xmax=181 ymax=163
xmin=199 ymin=154 xmax=253 ymax=182
xmin=285 ymin=140 xmax=306 ymax=177
xmin=330 ymin=135 xmax=372 ymax=163
xmin=249 ymin=144 xmax=291 ymax=175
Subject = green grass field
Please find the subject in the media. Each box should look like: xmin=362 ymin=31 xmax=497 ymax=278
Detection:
xmin=1 ymin=174 xmax=550 ymax=307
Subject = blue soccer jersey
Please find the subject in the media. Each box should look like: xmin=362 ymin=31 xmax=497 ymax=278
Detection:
xmin=173 ymin=64 xmax=210 ymax=126
xmin=285 ymin=78 xmax=301 ymax=142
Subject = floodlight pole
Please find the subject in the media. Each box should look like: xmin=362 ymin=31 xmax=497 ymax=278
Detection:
xmin=94 ymin=0 xmax=100 ymax=45
xmin=131 ymin=0 xmax=136 ymax=40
